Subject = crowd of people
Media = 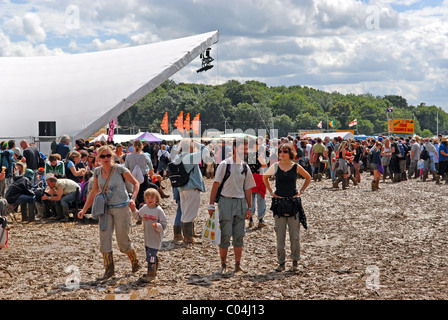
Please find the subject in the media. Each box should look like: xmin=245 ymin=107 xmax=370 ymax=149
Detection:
xmin=0 ymin=131 xmax=445 ymax=282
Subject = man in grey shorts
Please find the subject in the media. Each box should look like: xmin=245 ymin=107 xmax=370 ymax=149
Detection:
xmin=208 ymin=139 xmax=255 ymax=274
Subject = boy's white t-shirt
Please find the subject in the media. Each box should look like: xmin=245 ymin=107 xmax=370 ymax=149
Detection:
xmin=214 ymin=157 xmax=256 ymax=199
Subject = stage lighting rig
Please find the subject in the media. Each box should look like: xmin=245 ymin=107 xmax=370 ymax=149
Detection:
xmin=197 ymin=47 xmax=214 ymax=73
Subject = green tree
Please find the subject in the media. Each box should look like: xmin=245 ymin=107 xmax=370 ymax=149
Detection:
xmin=273 ymin=114 xmax=295 ymax=137
xmin=270 ymin=93 xmax=311 ymax=119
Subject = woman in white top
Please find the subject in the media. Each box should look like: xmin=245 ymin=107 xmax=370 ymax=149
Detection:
xmin=125 ymin=139 xmax=154 ymax=208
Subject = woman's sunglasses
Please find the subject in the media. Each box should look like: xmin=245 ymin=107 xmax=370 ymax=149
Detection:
xmin=99 ymin=154 xmax=112 ymax=159
xmin=278 ymin=150 xmax=289 ymax=154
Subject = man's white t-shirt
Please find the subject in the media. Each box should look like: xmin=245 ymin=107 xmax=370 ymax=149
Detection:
xmin=214 ymin=157 xmax=256 ymax=199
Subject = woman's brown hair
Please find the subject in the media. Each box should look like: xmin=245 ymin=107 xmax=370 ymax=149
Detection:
xmin=278 ymin=142 xmax=296 ymax=160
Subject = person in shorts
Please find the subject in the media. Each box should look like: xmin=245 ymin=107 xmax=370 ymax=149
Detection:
xmin=208 ymin=139 xmax=255 ymax=275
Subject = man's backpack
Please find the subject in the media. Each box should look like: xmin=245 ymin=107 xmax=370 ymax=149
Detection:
xmin=294 ymin=144 xmax=304 ymax=159
xmin=0 ymin=150 xmax=13 ymax=178
xmin=420 ymin=146 xmax=430 ymax=160
xmin=397 ymin=142 xmax=406 ymax=158
xmin=167 ymin=161 xmax=191 ymax=188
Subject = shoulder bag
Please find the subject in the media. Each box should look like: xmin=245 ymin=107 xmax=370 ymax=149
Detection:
xmin=91 ymin=165 xmax=115 ymax=220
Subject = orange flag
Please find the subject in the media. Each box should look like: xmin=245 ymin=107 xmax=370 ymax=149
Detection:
xmin=174 ymin=111 xmax=184 ymax=133
xmin=184 ymin=113 xmax=191 ymax=131
xmin=160 ymin=112 xmax=169 ymax=133
xmin=192 ymin=113 xmax=200 ymax=135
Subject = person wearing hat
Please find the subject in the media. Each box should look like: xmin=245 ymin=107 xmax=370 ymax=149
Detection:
xmin=5 ymin=169 xmax=37 ymax=222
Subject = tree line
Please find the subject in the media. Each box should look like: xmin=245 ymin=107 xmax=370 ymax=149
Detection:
xmin=117 ymin=79 xmax=447 ymax=138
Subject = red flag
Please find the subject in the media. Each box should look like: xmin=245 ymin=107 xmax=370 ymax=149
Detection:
xmin=184 ymin=113 xmax=191 ymax=131
xmin=192 ymin=113 xmax=200 ymax=134
xmin=349 ymin=119 xmax=357 ymax=127
xmin=174 ymin=111 xmax=184 ymax=133
xmin=160 ymin=112 xmax=169 ymax=133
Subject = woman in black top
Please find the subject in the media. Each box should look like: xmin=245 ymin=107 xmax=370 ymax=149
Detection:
xmin=263 ymin=143 xmax=311 ymax=272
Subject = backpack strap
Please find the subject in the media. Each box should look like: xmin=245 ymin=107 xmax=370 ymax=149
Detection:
xmin=214 ymin=161 xmax=231 ymax=203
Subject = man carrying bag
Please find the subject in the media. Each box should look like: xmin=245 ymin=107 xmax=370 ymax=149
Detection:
xmin=208 ymin=139 xmax=256 ymax=275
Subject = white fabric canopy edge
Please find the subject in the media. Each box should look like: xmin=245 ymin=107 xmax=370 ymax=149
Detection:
xmin=75 ymin=30 xmax=220 ymax=142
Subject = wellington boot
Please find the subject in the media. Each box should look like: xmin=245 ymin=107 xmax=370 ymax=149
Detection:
xmin=61 ymin=206 xmax=70 ymax=222
xmin=98 ymin=252 xmax=115 ymax=280
xmin=317 ymin=173 xmax=322 ymax=182
xmin=144 ymin=261 xmax=158 ymax=281
xmin=342 ymin=178 xmax=348 ymax=190
xmin=173 ymin=225 xmax=183 ymax=241
xmin=36 ymin=202 xmax=44 ymax=220
xmin=371 ymin=180 xmax=376 ymax=191
xmin=313 ymin=174 xmax=318 ymax=181
xmin=435 ymin=174 xmax=441 ymax=185
xmin=422 ymin=171 xmax=428 ymax=182
xmin=126 ymin=249 xmax=140 ymax=274
xmin=182 ymin=222 xmax=194 ymax=244
xmin=27 ymin=203 xmax=36 ymax=222
xmin=333 ymin=175 xmax=342 ymax=189
xmin=54 ymin=204 xmax=64 ymax=220
xmin=350 ymin=176 xmax=358 ymax=186
xmin=375 ymin=179 xmax=380 ymax=190
xmin=20 ymin=203 xmax=28 ymax=222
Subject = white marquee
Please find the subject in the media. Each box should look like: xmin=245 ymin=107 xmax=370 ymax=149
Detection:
xmin=0 ymin=31 xmax=219 ymax=144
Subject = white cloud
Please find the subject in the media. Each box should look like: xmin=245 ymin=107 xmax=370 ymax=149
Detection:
xmin=4 ymin=12 xmax=46 ymax=43
xmin=0 ymin=0 xmax=447 ymax=109
xmin=90 ymin=38 xmax=128 ymax=51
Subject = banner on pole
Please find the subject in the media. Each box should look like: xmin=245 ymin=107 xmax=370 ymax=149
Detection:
xmin=388 ymin=119 xmax=414 ymax=134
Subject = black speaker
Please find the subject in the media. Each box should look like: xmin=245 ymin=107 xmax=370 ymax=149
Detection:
xmin=38 ymin=121 xmax=56 ymax=136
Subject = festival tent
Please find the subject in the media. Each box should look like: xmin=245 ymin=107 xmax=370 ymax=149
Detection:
xmin=215 ymin=132 xmax=258 ymax=140
xmin=302 ymin=132 xmax=355 ymax=140
xmin=152 ymin=133 xmax=183 ymax=142
xmin=91 ymin=133 xmax=143 ymax=144
xmin=0 ymin=30 xmax=220 ymax=148
xmin=135 ymin=132 xmax=162 ymax=143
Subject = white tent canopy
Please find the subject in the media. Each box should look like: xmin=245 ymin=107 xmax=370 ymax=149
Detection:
xmin=0 ymin=31 xmax=219 ymax=144
xmin=302 ymin=132 xmax=355 ymax=140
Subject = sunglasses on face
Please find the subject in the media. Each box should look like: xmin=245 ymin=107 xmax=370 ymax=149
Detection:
xmin=279 ymin=150 xmax=289 ymax=154
xmin=99 ymin=154 xmax=112 ymax=159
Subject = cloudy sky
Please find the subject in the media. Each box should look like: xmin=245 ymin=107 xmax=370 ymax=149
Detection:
xmin=1 ymin=0 xmax=447 ymax=110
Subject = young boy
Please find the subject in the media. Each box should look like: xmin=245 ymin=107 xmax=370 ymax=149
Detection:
xmin=132 ymin=188 xmax=167 ymax=281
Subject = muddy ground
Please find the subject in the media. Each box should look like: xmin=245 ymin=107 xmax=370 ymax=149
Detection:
xmin=1 ymin=173 xmax=447 ymax=301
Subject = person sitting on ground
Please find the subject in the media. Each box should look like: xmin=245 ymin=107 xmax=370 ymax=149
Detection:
xmin=5 ymin=169 xmax=37 ymax=223
xmin=65 ymin=151 xmax=86 ymax=183
xmin=41 ymin=174 xmax=80 ymax=222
